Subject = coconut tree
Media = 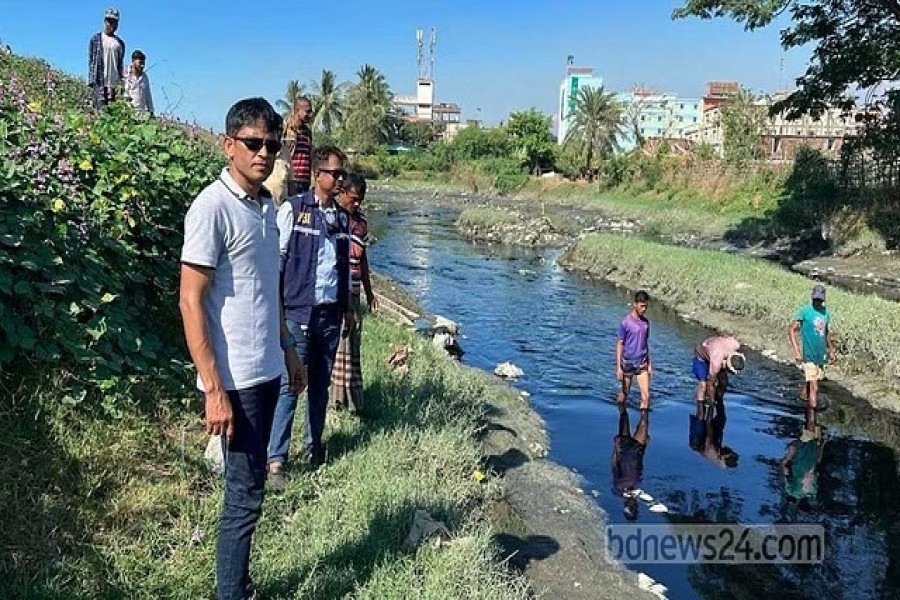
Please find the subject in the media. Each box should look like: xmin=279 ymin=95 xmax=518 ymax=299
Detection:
xmin=564 ymin=85 xmax=626 ymax=173
xmin=343 ymin=64 xmax=394 ymax=151
xmin=310 ymin=69 xmax=346 ymax=137
xmin=276 ymin=79 xmax=306 ymax=118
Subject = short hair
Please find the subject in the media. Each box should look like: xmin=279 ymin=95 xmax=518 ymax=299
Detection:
xmin=225 ymin=97 xmax=282 ymax=138
xmin=296 ymin=96 xmax=312 ymax=107
xmin=729 ymin=353 xmax=746 ymax=372
xmin=132 ymin=49 xmax=146 ymax=61
xmin=634 ymin=290 xmax=650 ymax=303
xmin=313 ymin=144 xmax=347 ymax=170
xmin=343 ymin=172 xmax=367 ymax=198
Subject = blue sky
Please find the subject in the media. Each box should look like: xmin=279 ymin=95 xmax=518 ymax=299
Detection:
xmin=1 ymin=0 xmax=809 ymax=131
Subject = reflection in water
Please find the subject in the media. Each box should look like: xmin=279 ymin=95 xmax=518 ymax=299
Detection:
xmin=612 ymin=404 xmax=650 ymax=520
xmin=688 ymin=398 xmax=739 ymax=469
xmin=368 ymin=199 xmax=900 ymax=599
xmin=783 ymin=408 xmax=827 ymax=512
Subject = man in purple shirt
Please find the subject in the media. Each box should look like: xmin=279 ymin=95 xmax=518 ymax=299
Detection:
xmin=616 ymin=290 xmax=652 ymax=410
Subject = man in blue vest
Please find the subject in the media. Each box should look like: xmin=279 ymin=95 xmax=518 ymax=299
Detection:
xmin=267 ymin=145 xmax=353 ymax=489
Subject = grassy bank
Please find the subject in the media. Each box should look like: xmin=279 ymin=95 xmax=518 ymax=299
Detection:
xmin=561 ymin=234 xmax=900 ymax=410
xmin=0 ymin=316 xmax=531 ymax=599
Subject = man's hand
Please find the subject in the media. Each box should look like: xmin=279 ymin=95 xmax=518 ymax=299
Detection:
xmin=792 ymin=350 xmax=803 ymax=364
xmin=368 ymin=294 xmax=379 ymax=312
xmin=828 ymin=349 xmax=837 ymax=365
xmin=616 ymin=366 xmax=624 ymax=382
xmin=205 ymin=389 xmax=234 ymax=440
xmin=285 ymin=347 xmax=306 ymax=394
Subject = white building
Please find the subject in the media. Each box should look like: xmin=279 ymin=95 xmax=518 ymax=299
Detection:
xmin=557 ymin=67 xmax=604 ymax=143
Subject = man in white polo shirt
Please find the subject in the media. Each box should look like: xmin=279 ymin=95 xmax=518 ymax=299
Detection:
xmin=179 ymin=97 xmax=304 ymax=600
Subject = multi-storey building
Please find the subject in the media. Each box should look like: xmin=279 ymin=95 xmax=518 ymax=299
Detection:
xmin=557 ymin=66 xmax=605 ymax=143
xmin=616 ymin=86 xmax=703 ymax=151
xmin=682 ymin=91 xmax=863 ymax=160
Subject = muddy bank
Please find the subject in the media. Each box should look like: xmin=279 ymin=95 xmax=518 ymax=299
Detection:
xmin=372 ymin=276 xmax=654 ymax=599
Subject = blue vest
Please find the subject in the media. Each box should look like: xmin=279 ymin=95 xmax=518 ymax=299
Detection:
xmin=281 ymin=191 xmax=351 ymax=325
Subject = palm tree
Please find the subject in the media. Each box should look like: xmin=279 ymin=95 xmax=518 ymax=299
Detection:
xmin=564 ymin=85 xmax=626 ymax=173
xmin=343 ymin=64 xmax=394 ymax=151
xmin=276 ymin=79 xmax=306 ymax=118
xmin=310 ymin=69 xmax=346 ymax=136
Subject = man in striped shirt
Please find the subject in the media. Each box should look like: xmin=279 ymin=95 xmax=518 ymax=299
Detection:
xmin=288 ymin=97 xmax=313 ymax=195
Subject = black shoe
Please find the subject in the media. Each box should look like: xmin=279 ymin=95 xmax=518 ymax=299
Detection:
xmin=303 ymin=445 xmax=326 ymax=468
xmin=267 ymin=468 xmax=287 ymax=493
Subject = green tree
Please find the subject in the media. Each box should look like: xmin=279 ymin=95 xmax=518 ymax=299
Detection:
xmin=310 ymin=69 xmax=346 ymax=137
xmin=673 ymin=1 xmax=900 ymax=119
xmin=563 ymin=85 xmax=625 ymax=173
xmin=449 ymin=125 xmax=511 ymax=161
xmin=506 ymin=109 xmax=555 ymax=174
xmin=276 ymin=79 xmax=305 ymax=118
xmin=398 ymin=120 xmax=436 ymax=147
xmin=342 ymin=64 xmax=393 ymax=152
xmin=720 ymin=88 xmax=767 ymax=164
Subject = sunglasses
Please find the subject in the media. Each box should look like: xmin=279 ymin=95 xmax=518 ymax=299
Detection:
xmin=233 ymin=137 xmax=282 ymax=155
xmin=319 ymin=168 xmax=347 ymax=179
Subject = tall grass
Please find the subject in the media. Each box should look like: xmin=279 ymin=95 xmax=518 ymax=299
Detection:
xmin=561 ymin=234 xmax=900 ymax=401
xmin=0 ymin=317 xmax=530 ymax=599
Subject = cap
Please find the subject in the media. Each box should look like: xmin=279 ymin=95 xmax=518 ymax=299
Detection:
xmin=811 ymin=284 xmax=826 ymax=301
xmin=104 ymin=8 xmax=120 ymax=21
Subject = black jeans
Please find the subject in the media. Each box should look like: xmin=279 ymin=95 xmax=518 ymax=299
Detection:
xmin=212 ymin=377 xmax=280 ymax=600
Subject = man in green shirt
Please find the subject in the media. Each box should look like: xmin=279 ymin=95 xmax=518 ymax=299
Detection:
xmin=788 ymin=284 xmax=837 ymax=410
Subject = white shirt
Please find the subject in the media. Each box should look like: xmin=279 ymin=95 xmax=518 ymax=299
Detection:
xmin=125 ymin=67 xmax=153 ymax=113
xmin=181 ymin=168 xmax=283 ymax=391
xmin=101 ymin=33 xmax=122 ymax=88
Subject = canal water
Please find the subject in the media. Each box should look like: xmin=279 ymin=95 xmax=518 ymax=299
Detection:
xmin=367 ymin=196 xmax=900 ymax=600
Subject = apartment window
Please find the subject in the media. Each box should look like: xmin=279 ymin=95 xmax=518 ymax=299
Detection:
xmin=680 ymin=103 xmax=684 ymax=109
xmin=641 ymin=115 xmax=646 ymax=121
xmin=827 ymin=138 xmax=835 ymax=151
xmin=693 ymin=117 xmax=697 ymax=122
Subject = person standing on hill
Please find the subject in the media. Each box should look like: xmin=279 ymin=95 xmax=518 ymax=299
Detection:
xmin=615 ymin=290 xmax=652 ymax=410
xmin=267 ymin=145 xmax=353 ymax=488
xmin=88 ymin=8 xmax=126 ymax=109
xmin=179 ymin=97 xmax=305 ymax=600
xmin=789 ymin=284 xmax=837 ymax=410
xmin=692 ymin=334 xmax=745 ymax=407
xmin=330 ymin=173 xmax=378 ymax=415
xmin=287 ymin=97 xmax=313 ymax=196
xmin=124 ymin=50 xmax=154 ymax=115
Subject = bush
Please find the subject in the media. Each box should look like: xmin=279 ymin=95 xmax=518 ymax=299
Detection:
xmin=475 ymin=158 xmax=528 ymax=195
xmin=1 ymin=71 xmax=222 ymax=412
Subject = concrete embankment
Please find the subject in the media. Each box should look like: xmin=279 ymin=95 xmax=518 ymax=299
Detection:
xmin=559 ymin=234 xmax=900 ymax=414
